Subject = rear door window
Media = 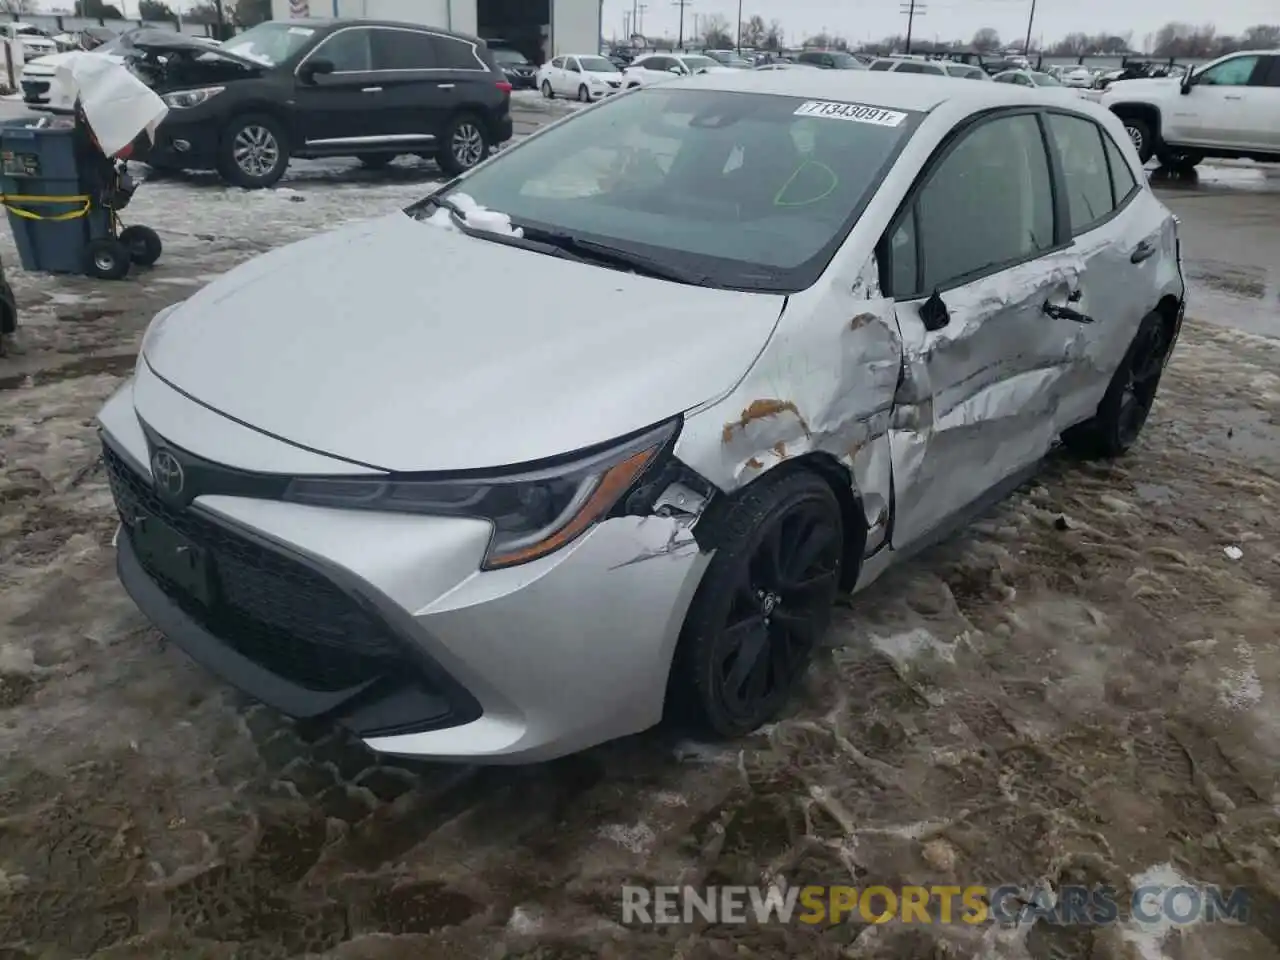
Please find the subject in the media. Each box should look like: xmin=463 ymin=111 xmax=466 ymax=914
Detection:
xmin=372 ymin=29 xmax=437 ymax=71
xmin=1046 ymin=113 xmax=1115 ymax=234
xmin=1103 ymin=130 xmax=1139 ymax=203
xmin=869 ymin=60 xmax=893 ymax=71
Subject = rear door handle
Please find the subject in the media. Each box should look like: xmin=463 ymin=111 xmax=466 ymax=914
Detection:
xmin=1043 ymin=300 xmax=1094 ymax=323
xmin=1224 ymin=94 xmax=1243 ymax=100
xmin=437 ymin=83 xmax=455 ymax=89
xmin=362 ymin=86 xmax=383 ymax=93
xmin=1130 ymin=240 xmax=1157 ymax=264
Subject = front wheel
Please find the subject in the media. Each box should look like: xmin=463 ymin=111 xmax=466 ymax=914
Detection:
xmin=119 ymin=225 xmax=162 ymax=266
xmin=84 ymin=238 xmax=130 ymax=280
xmin=668 ymin=470 xmax=844 ymax=739
xmin=1121 ymin=117 xmax=1154 ymax=164
xmin=541 ymin=80 xmax=554 ymax=99
xmin=1061 ymin=311 xmax=1175 ymax=459
xmin=577 ymin=84 xmax=591 ymax=102
xmin=219 ymin=114 xmax=289 ymax=189
xmin=436 ymin=114 xmax=490 ymax=177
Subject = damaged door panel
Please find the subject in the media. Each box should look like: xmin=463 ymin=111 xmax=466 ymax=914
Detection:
xmin=674 ymin=262 xmax=903 ymax=558
xmin=880 ymin=111 xmax=1088 ymax=550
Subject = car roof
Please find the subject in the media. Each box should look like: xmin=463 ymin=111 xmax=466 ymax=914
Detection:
xmin=273 ymin=17 xmax=482 ymax=42
xmin=679 ymin=67 xmax=1082 ymax=113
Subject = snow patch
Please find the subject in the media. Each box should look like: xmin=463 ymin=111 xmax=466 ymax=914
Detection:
xmin=596 ymin=821 xmax=656 ymax=854
xmin=506 ymin=905 xmax=543 ymax=934
xmin=870 ymin=627 xmax=958 ymax=665
xmin=422 ymin=191 xmax=524 ymax=238
xmin=1218 ymin=641 xmax=1263 ymax=712
xmin=1119 ymin=863 xmax=1203 ymax=960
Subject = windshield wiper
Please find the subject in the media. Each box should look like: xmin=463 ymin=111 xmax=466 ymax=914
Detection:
xmin=418 ymin=193 xmax=469 ymax=222
xmin=519 ymin=227 xmax=711 ymax=286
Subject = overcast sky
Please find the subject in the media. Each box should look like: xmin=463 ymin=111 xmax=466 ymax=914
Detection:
xmin=603 ymin=0 xmax=1278 ymax=47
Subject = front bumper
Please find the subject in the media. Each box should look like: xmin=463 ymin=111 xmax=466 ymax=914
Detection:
xmin=135 ymin=114 xmax=222 ymax=170
xmin=98 ymin=375 xmax=710 ymax=763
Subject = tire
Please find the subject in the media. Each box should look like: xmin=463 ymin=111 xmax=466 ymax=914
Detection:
xmin=1061 ymin=311 xmax=1175 ymax=459
xmin=218 ymin=114 xmax=289 ymax=189
xmin=577 ymin=84 xmax=591 ymax=102
xmin=358 ymin=153 xmax=396 ymax=170
xmin=436 ymin=113 xmax=490 ymax=177
xmin=83 ymin=238 xmax=130 ymax=280
xmin=541 ymin=80 xmax=554 ymax=99
xmin=1120 ymin=116 xmax=1154 ymax=164
xmin=119 ymin=225 xmax=162 ymax=266
xmin=668 ymin=470 xmax=844 ymax=739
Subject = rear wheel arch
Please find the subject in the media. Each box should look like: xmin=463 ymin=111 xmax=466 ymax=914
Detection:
xmin=1109 ymin=102 xmax=1162 ymax=153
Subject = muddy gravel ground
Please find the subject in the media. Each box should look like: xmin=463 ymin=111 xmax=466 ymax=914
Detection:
xmin=1 ymin=158 xmax=1279 ymax=960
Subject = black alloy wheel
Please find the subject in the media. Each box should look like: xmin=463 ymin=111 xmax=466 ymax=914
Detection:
xmin=670 ymin=471 xmax=844 ymax=738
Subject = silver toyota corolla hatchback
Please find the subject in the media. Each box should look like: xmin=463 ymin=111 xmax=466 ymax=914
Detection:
xmin=99 ymin=70 xmax=1185 ymax=763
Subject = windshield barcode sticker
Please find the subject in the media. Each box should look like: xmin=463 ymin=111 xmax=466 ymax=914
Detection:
xmin=794 ymin=101 xmax=907 ymax=126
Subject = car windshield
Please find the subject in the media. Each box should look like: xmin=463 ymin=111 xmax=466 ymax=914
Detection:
xmin=829 ymin=53 xmax=861 ymax=68
xmin=1030 ymin=72 xmax=1061 ymax=86
xmin=682 ymin=55 xmax=718 ymax=70
xmin=492 ymin=49 xmax=530 ymax=65
xmin=578 ymin=56 xmax=618 ymax=72
xmin=220 ymin=21 xmax=315 ymax=67
xmin=419 ymin=87 xmax=919 ymax=292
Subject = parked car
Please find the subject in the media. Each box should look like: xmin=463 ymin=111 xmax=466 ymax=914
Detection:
xmin=99 ymin=70 xmax=1185 ymax=763
xmin=754 ymin=61 xmax=819 ymax=70
xmin=110 ymin=19 xmax=513 ymax=187
xmin=796 ymin=50 xmax=866 ymax=70
xmin=992 ymin=69 xmax=1086 ymax=99
xmin=488 ymin=43 xmax=537 ymax=89
xmin=702 ymin=49 xmax=753 ymax=68
xmin=620 ymin=52 xmax=735 ymax=87
xmin=869 ymin=57 xmax=947 ymax=76
xmin=942 ymin=63 xmax=990 ymax=80
xmin=1059 ymin=66 xmax=1098 ymax=88
xmin=2 ymin=22 xmax=57 ymax=63
xmin=1099 ymin=49 xmax=1280 ymax=169
xmin=537 ymin=53 xmax=624 ymax=101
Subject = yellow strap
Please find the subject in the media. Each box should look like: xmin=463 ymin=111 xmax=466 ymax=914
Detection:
xmin=0 ymin=193 xmax=92 ymax=221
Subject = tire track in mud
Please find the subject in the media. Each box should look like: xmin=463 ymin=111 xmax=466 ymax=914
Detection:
xmin=1 ymin=317 xmax=1279 ymax=958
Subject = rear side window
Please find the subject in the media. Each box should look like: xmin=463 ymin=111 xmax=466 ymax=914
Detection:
xmin=1263 ymin=55 xmax=1280 ymax=87
xmin=891 ymin=113 xmax=1055 ymax=297
xmin=894 ymin=62 xmax=926 ymax=73
xmin=869 ymin=60 xmax=892 ymax=71
xmin=1103 ymin=130 xmax=1138 ymax=202
xmin=1046 ymin=113 xmax=1114 ymax=234
xmin=433 ymin=35 xmax=484 ymax=71
xmin=372 ymin=29 xmax=437 ymax=70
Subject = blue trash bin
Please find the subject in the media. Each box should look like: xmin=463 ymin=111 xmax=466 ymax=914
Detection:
xmin=0 ymin=118 xmax=110 ymax=275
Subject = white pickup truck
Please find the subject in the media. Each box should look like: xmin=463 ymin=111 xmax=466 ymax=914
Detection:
xmin=1098 ymin=49 xmax=1280 ymax=170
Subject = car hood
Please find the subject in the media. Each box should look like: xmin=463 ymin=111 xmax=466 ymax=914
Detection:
xmin=585 ymin=69 xmax=622 ymax=81
xmin=142 ymin=212 xmax=786 ymax=473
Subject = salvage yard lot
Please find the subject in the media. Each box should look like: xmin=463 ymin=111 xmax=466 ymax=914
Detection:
xmin=1 ymin=108 xmax=1279 ymax=959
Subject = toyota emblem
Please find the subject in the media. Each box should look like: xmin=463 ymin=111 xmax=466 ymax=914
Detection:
xmin=151 ymin=449 xmax=185 ymax=498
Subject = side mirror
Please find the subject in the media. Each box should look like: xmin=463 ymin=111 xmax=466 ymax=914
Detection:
xmin=299 ymin=58 xmax=335 ymax=84
xmin=1179 ymin=73 xmax=1193 ymax=94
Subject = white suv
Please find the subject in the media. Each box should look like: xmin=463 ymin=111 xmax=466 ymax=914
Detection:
xmin=1100 ymin=49 xmax=1280 ymax=170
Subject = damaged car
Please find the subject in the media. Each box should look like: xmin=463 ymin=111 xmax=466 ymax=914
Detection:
xmin=93 ymin=20 xmax=513 ymax=187
xmin=98 ymin=71 xmax=1185 ymax=763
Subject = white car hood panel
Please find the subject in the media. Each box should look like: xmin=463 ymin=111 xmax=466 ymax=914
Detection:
xmin=143 ymin=213 xmax=786 ymax=473
xmin=1105 ymin=77 xmax=1181 ymax=95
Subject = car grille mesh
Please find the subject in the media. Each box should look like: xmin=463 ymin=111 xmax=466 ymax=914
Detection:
xmin=103 ymin=443 xmax=405 ymax=693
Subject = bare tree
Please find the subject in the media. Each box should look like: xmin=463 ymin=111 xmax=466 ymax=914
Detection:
xmin=972 ymin=27 xmax=1001 ymax=52
xmin=0 ymin=0 xmax=38 ymax=13
xmin=740 ymin=14 xmax=766 ymax=48
xmin=763 ymin=19 xmax=783 ymax=50
xmin=1242 ymin=24 xmax=1280 ymax=48
xmin=700 ymin=13 xmax=732 ymax=49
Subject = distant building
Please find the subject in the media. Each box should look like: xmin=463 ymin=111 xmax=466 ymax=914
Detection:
xmin=269 ymin=0 xmax=603 ymax=61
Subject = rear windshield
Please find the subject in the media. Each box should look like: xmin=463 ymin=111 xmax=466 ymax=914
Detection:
xmin=423 ymin=87 xmax=919 ymax=292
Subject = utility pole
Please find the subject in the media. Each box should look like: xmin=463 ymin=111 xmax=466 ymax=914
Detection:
xmin=632 ymin=0 xmax=638 ymax=41
xmin=638 ymin=3 xmax=647 ymax=36
xmin=899 ymin=0 xmax=925 ymax=54
xmin=1023 ymin=0 xmax=1037 ymax=55
xmin=673 ymin=0 xmax=692 ymax=51
xmin=735 ymin=0 xmax=742 ymax=53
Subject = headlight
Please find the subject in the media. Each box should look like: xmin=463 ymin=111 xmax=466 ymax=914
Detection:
xmin=161 ymin=86 xmax=224 ymax=108
xmin=283 ymin=420 xmax=678 ymax=569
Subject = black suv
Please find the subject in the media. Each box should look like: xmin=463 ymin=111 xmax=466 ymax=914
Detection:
xmin=129 ymin=19 xmax=513 ymax=188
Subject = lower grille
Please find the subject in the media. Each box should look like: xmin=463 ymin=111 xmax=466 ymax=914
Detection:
xmin=103 ymin=443 xmax=406 ymax=693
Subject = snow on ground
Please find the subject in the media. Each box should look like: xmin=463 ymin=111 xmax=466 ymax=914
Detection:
xmin=0 ymin=146 xmax=1278 ymax=958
